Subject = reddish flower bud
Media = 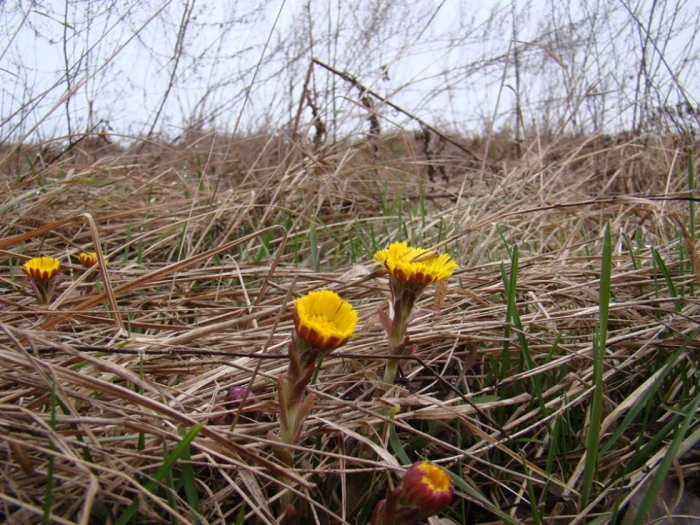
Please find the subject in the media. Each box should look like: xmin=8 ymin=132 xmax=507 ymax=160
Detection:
xmin=400 ymin=461 xmax=453 ymax=517
xmin=209 ymin=386 xmax=254 ymax=425
xmin=225 ymin=386 xmax=251 ymax=406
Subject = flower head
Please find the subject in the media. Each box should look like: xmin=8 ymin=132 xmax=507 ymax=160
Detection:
xmin=22 ymin=257 xmax=61 ymax=304
xmin=374 ymin=242 xmax=457 ymax=286
xmin=370 ymin=461 xmax=454 ymax=524
xmin=400 ymin=461 xmax=453 ymax=517
xmin=293 ymin=290 xmax=358 ymax=352
xmin=23 ymin=257 xmax=60 ymax=281
xmin=78 ymin=252 xmax=99 ymax=267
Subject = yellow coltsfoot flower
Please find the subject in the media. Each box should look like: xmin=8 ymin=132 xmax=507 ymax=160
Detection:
xmin=23 ymin=257 xmax=60 ymax=281
xmin=293 ymin=289 xmax=358 ymax=354
xmin=374 ymin=242 xmax=457 ymax=390
xmin=274 ymin=289 xmax=358 ymax=512
xmin=23 ymin=257 xmax=61 ymax=304
xmin=374 ymin=241 xmax=457 ymax=286
xmin=78 ymin=252 xmax=98 ymax=267
xmin=279 ymin=289 xmax=358 ymax=436
xmin=284 ymin=289 xmax=358 ymax=411
xmin=78 ymin=252 xmax=107 ymax=293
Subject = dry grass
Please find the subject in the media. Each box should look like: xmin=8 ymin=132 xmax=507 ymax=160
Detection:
xmin=0 ymin=129 xmax=698 ymax=524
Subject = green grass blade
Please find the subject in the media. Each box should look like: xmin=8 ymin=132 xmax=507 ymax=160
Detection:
xmin=600 ymin=342 xmax=688 ymax=457
xmin=177 ymin=425 xmax=202 ymax=525
xmin=310 ymin=358 xmax=323 ymax=385
xmin=628 ymin=411 xmax=683 ymax=473
xmin=629 ymin=394 xmax=700 ymax=525
xmin=580 ymin=224 xmax=611 ymax=509
xmin=254 ymin=229 xmax=272 ymax=265
xmin=447 ymin=470 xmax=517 ymax=524
xmin=115 ymin=424 xmax=203 ymax=525
xmin=418 ymin=181 xmax=426 ymax=230
xmin=598 ymin=224 xmax=612 ymax=352
xmin=621 ymin=232 xmax=639 ymax=270
xmin=138 ymin=353 xmax=145 ymax=452
xmin=503 ymin=245 xmax=546 ymax=415
xmin=687 ymin=145 xmax=696 ymax=294
xmin=651 ymin=246 xmax=679 ymax=311
xmin=524 ymin=464 xmax=543 ymax=525
xmin=496 ymin=224 xmax=513 ymax=259
xmin=234 ymin=505 xmax=246 ymax=525
xmin=499 ymin=246 xmax=518 ymax=381
xmin=388 ymin=420 xmax=411 ymax=466
xmin=124 ymin=219 xmax=132 ymax=263
xmin=162 ymin=440 xmax=178 ymax=525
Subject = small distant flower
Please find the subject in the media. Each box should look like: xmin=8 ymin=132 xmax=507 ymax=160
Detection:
xmin=374 ymin=241 xmax=457 ymax=287
xmin=78 ymin=252 xmax=99 ymax=267
xmin=23 ymin=257 xmax=61 ymax=304
xmin=400 ymin=461 xmax=453 ymax=517
xmin=77 ymin=252 xmax=107 ymax=293
xmin=370 ymin=461 xmax=454 ymax=525
xmin=293 ymin=290 xmax=358 ymax=354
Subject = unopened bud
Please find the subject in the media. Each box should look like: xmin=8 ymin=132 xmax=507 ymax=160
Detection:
xmin=400 ymin=461 xmax=453 ymax=517
xmin=225 ymin=386 xmax=252 ymax=406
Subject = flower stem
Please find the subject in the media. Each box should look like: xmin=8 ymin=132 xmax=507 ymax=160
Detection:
xmin=378 ymin=301 xmax=411 ymax=393
xmin=276 ymin=339 xmax=316 ymax=514
xmin=382 ymin=358 xmax=400 ymax=387
xmin=280 ymin=395 xmax=298 ymax=448
xmin=276 ymin=374 xmax=300 ymax=514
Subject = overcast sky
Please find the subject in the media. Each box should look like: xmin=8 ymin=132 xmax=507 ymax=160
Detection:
xmin=1 ymin=0 xmax=698 ymax=143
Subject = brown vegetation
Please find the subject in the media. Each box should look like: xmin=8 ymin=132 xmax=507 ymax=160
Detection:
xmin=0 ymin=125 xmax=698 ymax=523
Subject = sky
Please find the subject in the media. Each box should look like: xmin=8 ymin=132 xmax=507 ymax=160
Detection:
xmin=1 ymin=0 xmax=698 ymax=144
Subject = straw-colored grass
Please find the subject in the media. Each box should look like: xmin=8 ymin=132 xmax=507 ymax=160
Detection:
xmin=0 ymin=130 xmax=698 ymax=524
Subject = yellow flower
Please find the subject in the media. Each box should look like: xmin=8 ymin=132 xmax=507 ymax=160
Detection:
xmin=23 ymin=257 xmax=61 ymax=281
xmin=400 ymin=461 xmax=453 ymax=516
xmin=293 ymin=290 xmax=358 ymax=351
xmin=23 ymin=257 xmax=61 ymax=304
xmin=78 ymin=252 xmax=99 ymax=267
xmin=374 ymin=242 xmax=457 ymax=285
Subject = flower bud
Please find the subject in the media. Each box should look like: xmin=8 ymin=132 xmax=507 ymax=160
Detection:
xmin=209 ymin=386 xmax=254 ymax=425
xmin=400 ymin=461 xmax=453 ymax=517
xmin=224 ymin=386 xmax=251 ymax=406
